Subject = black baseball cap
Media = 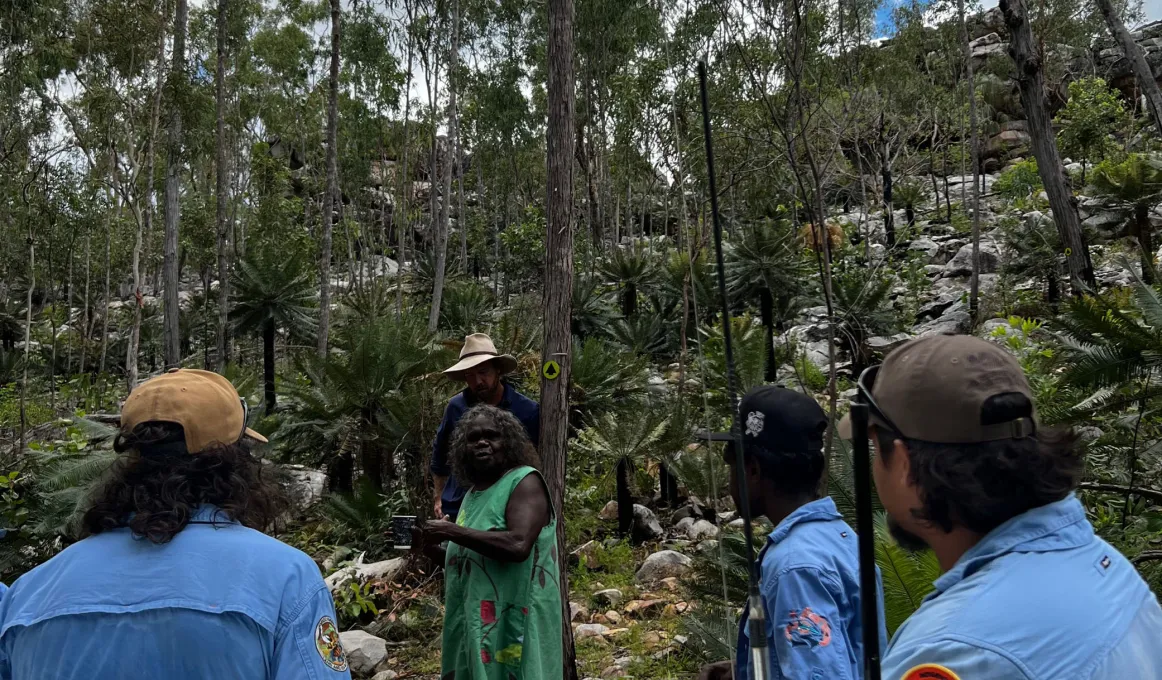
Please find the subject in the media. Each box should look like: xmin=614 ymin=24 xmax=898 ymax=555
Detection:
xmin=697 ymin=385 xmax=828 ymax=456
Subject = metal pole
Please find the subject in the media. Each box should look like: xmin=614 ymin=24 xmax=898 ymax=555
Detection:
xmin=850 ymin=402 xmax=882 ymax=680
xmin=699 ymin=58 xmax=770 ymax=680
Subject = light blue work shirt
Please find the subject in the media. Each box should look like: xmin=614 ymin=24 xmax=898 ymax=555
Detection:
xmin=883 ymin=494 xmax=1162 ymax=680
xmin=736 ymin=496 xmax=888 ymax=680
xmin=0 ymin=505 xmax=352 ymax=680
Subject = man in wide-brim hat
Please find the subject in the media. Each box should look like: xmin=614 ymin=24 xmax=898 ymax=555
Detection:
xmin=430 ymin=333 xmax=539 ymax=521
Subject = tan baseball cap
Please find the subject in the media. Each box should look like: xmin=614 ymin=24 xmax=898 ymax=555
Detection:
xmin=121 ymin=369 xmax=268 ymax=454
xmin=838 ymin=334 xmax=1037 ymax=443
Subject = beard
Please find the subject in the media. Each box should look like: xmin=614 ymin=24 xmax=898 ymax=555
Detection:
xmin=887 ymin=515 xmax=930 ymax=553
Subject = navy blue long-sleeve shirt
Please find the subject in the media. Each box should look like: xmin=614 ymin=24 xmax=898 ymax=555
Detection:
xmin=430 ymin=382 xmax=540 ymax=516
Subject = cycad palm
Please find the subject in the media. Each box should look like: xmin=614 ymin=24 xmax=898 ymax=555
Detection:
xmin=600 ymin=244 xmax=661 ymax=317
xmin=831 ymin=263 xmax=897 ymax=377
xmin=573 ymin=407 xmax=671 ymax=538
xmin=725 ymin=219 xmax=810 ymax=381
xmin=283 ymin=312 xmax=448 ymax=492
xmin=1088 ymin=154 xmax=1162 ymax=283
xmin=569 ymin=336 xmax=650 ymax=427
xmin=230 ymin=253 xmax=317 ymax=414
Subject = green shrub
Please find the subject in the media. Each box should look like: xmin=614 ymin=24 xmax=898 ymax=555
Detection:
xmin=994 ymin=159 xmax=1043 ymax=201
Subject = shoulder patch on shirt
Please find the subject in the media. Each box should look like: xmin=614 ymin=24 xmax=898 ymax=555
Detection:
xmin=902 ymin=663 xmax=960 ymax=680
xmin=784 ymin=607 xmax=831 ymax=648
xmin=315 ymin=616 xmax=348 ymax=672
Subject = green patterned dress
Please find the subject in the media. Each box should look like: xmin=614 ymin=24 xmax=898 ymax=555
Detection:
xmin=441 ymin=465 xmax=563 ymax=680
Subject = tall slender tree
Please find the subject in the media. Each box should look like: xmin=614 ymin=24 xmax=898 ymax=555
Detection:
xmin=215 ymin=0 xmax=231 ymax=370
xmin=427 ymin=0 xmax=459 ymax=333
xmin=163 ymin=0 xmax=189 ymax=369
xmin=1000 ymin=0 xmax=1096 ymax=294
xmin=319 ymin=0 xmax=341 ymax=358
xmin=960 ymin=0 xmax=983 ymax=317
xmin=128 ymin=0 xmax=170 ymax=390
xmin=544 ymin=0 xmax=578 ymax=675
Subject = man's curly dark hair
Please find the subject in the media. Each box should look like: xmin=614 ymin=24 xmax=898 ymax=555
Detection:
xmin=81 ymin=422 xmax=287 ymax=544
xmin=449 ymin=405 xmax=540 ymax=486
xmin=876 ymin=393 xmax=1081 ymax=536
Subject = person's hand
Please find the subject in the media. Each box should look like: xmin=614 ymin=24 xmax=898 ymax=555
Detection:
xmin=696 ymin=661 xmax=733 ymax=680
xmin=433 ymin=498 xmax=443 ymax=519
xmin=423 ymin=518 xmax=459 ymax=544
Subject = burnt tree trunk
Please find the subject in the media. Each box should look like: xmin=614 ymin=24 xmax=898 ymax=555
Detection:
xmin=263 ymin=318 xmax=276 ymax=415
xmin=1001 ymin=0 xmax=1096 ymax=294
xmin=760 ymin=286 xmax=777 ymax=383
xmin=1135 ymin=202 xmax=1156 ymax=284
xmin=616 ymin=458 xmax=633 ymax=537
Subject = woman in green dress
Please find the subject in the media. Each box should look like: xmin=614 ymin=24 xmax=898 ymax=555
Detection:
xmin=417 ymin=405 xmax=562 ymax=680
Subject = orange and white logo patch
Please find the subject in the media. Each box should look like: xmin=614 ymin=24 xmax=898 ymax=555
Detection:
xmin=902 ymin=663 xmax=960 ymax=680
xmin=314 ymin=616 xmax=348 ymax=672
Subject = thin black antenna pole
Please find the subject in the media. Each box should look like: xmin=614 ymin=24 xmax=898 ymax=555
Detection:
xmin=699 ymin=58 xmax=770 ymax=680
xmin=850 ymin=402 xmax=882 ymax=680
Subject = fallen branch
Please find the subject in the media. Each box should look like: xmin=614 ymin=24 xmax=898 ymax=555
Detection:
xmin=1133 ymin=551 xmax=1162 ymax=564
xmin=1078 ymin=482 xmax=1162 ymax=506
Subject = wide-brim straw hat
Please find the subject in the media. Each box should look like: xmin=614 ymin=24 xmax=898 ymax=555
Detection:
xmin=444 ymin=333 xmax=518 ymax=378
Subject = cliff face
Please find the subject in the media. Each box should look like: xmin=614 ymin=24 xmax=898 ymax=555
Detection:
xmin=1096 ymin=20 xmax=1162 ymax=97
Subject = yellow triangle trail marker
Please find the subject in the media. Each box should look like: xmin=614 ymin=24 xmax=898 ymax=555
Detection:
xmin=542 ymin=360 xmax=560 ymax=380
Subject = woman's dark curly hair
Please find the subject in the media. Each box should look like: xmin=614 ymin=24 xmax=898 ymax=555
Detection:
xmin=876 ymin=393 xmax=1081 ymax=536
xmin=81 ymin=422 xmax=287 ymax=544
xmin=449 ymin=405 xmax=540 ymax=486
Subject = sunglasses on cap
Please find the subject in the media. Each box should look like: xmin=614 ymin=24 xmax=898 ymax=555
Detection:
xmin=239 ymin=398 xmax=250 ymax=441
xmin=855 ymin=364 xmax=902 ymax=437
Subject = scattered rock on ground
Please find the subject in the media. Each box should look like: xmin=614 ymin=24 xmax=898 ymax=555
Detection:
xmin=594 ymin=589 xmax=624 ymax=607
xmin=686 ymin=519 xmax=719 ymax=541
xmin=943 ymin=240 xmax=1001 ymax=277
xmin=571 ymin=602 xmax=590 ymax=622
xmin=598 ymin=501 xmax=619 ymax=521
xmin=606 ymin=610 xmax=623 ymax=624
xmin=575 ymin=623 xmax=610 ymax=639
xmin=370 ymin=672 xmax=398 ymax=680
xmin=632 ymin=504 xmax=664 ymax=542
xmin=339 ymin=630 xmax=388 ymax=676
xmin=675 ymin=517 xmax=695 ymax=535
xmin=279 ymin=465 xmax=327 ymax=513
xmin=636 ymin=550 xmax=692 ymax=583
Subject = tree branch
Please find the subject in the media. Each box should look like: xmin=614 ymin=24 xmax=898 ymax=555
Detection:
xmin=1078 ymin=482 xmax=1162 ymax=506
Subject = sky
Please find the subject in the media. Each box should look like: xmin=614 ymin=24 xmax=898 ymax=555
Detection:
xmin=874 ymin=0 xmax=1162 ymax=38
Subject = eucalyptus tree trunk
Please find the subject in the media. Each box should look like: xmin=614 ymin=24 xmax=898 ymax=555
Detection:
xmin=99 ymin=214 xmax=112 ymax=377
xmin=457 ymin=117 xmax=467 ymax=274
xmin=215 ymin=0 xmax=231 ymax=370
xmin=318 ymin=0 xmax=340 ymax=357
xmin=879 ymin=114 xmax=895 ymax=247
xmin=427 ymin=0 xmax=459 ymax=333
xmin=80 ymin=228 xmax=91 ymax=375
xmin=960 ymin=0 xmax=983 ymax=318
xmin=396 ymin=0 xmax=415 ymax=318
xmin=545 ymin=0 xmax=579 ymax=672
xmin=1094 ymin=0 xmax=1162 ymax=133
xmin=128 ymin=0 xmax=170 ymax=391
xmin=162 ymin=0 xmax=189 ymax=369
xmin=1001 ymin=0 xmax=1097 ymax=294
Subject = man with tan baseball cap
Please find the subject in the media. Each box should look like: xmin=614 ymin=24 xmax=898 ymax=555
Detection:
xmin=0 ymin=369 xmax=351 ymax=680
xmin=431 ymin=334 xmax=538 ymax=520
xmin=841 ymin=334 xmax=1162 ymax=680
